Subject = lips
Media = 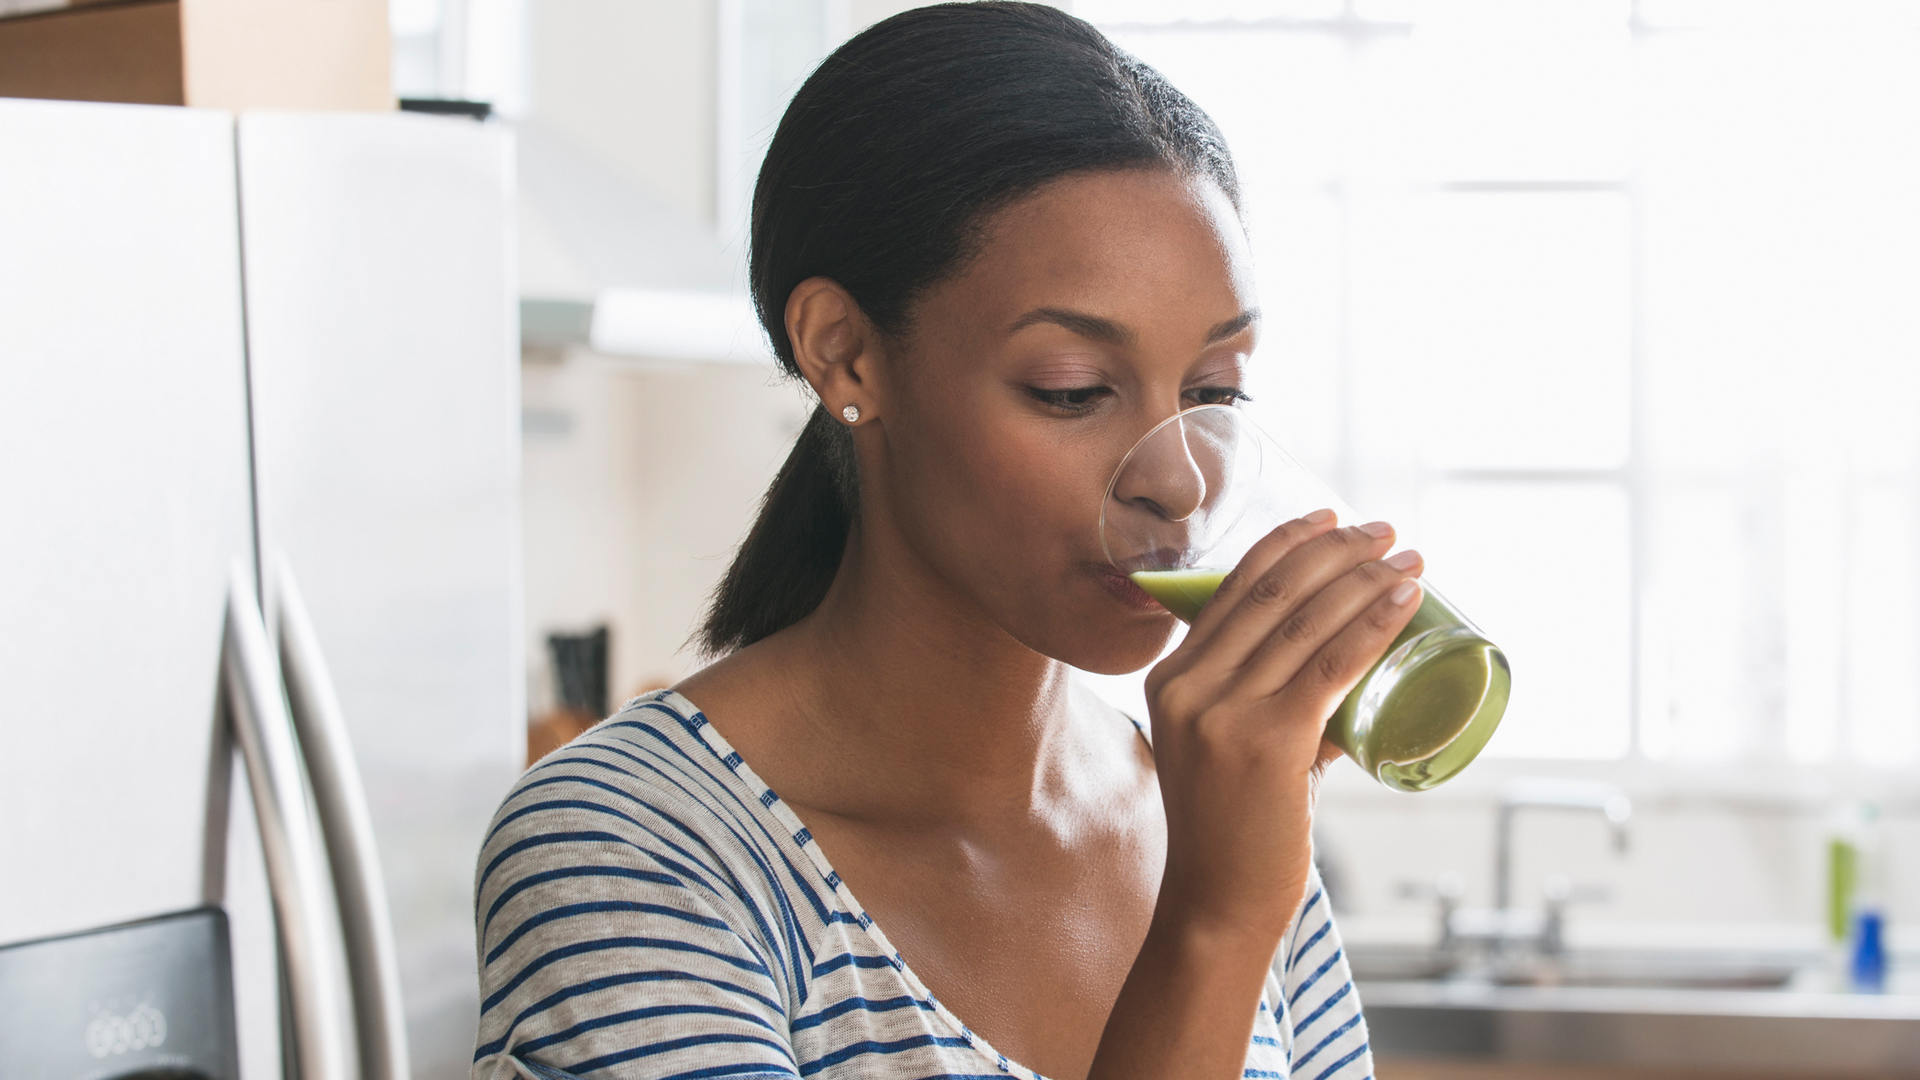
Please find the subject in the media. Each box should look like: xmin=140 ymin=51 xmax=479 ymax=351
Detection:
xmin=1095 ymin=565 xmax=1166 ymax=613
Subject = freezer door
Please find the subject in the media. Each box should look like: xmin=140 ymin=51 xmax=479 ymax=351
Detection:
xmin=0 ymin=97 xmax=283 ymax=1080
xmin=238 ymin=111 xmax=525 ymax=1080
xmin=0 ymin=97 xmax=253 ymax=949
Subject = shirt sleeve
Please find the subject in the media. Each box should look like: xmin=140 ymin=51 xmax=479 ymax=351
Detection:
xmin=1275 ymin=865 xmax=1373 ymax=1080
xmin=472 ymin=769 xmax=801 ymax=1080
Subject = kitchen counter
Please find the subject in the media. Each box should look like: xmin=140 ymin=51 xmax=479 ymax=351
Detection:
xmin=1355 ymin=947 xmax=1920 ymax=1076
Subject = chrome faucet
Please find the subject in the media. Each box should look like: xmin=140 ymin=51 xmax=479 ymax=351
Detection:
xmin=1494 ymin=777 xmax=1631 ymax=914
xmin=1406 ymin=777 xmax=1632 ymax=963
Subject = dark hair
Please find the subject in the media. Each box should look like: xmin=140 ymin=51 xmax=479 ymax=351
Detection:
xmin=699 ymin=1 xmax=1240 ymax=655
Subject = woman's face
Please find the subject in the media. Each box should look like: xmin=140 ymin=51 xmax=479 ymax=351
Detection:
xmin=866 ymin=167 xmax=1260 ymax=675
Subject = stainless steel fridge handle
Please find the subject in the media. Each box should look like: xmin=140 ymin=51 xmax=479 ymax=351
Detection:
xmin=273 ymin=555 xmax=412 ymax=1080
xmin=221 ymin=562 xmax=359 ymax=1080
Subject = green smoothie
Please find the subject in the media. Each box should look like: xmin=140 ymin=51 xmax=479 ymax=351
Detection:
xmin=1129 ymin=568 xmax=1233 ymax=622
xmin=1128 ymin=568 xmax=1509 ymax=792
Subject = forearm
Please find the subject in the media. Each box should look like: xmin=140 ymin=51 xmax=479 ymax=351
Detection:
xmin=1085 ymin=905 xmax=1287 ymax=1080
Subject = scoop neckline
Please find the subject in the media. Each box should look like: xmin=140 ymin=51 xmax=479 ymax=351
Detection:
xmin=644 ymin=686 xmax=1057 ymax=1080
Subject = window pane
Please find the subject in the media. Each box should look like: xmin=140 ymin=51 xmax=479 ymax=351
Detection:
xmin=1082 ymin=0 xmax=1345 ymax=20
xmin=1783 ymin=464 xmax=1845 ymax=763
xmin=1415 ymin=480 xmax=1631 ymax=759
xmin=1846 ymin=479 xmax=1920 ymax=765
xmin=1353 ymin=191 xmax=1631 ymax=471
xmin=1104 ymin=28 xmax=1349 ymax=188
xmin=1244 ymin=192 xmax=1345 ymax=477
xmin=1405 ymin=0 xmax=1631 ymax=180
xmin=1640 ymin=481 xmax=1768 ymax=761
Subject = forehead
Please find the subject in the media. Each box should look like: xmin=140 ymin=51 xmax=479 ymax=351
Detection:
xmin=947 ymin=168 xmax=1256 ymax=317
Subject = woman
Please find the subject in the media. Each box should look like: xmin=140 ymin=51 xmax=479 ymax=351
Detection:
xmin=475 ymin=5 xmax=1422 ymax=1078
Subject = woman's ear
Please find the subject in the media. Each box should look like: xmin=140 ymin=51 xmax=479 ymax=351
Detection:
xmin=786 ymin=277 xmax=884 ymax=426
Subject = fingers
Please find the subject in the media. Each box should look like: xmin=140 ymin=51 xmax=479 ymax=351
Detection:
xmin=1232 ymin=546 xmax=1423 ymax=698
xmin=1188 ymin=518 xmax=1399 ymax=671
xmin=1267 ymin=575 xmax=1424 ymax=722
xmin=1188 ymin=509 xmax=1340 ymax=636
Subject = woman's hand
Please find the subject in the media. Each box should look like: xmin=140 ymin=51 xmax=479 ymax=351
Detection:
xmin=1148 ymin=509 xmax=1422 ymax=940
xmin=1090 ymin=510 xmax=1422 ymax=1080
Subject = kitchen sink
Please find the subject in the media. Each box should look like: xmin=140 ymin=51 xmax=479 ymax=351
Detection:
xmin=1347 ymin=946 xmax=1800 ymax=991
xmin=1349 ymin=945 xmax=1920 ymax=1075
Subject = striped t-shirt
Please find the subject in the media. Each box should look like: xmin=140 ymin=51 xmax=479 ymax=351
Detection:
xmin=473 ymin=689 xmax=1372 ymax=1080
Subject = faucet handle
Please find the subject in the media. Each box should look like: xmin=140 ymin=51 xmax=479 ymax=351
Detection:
xmin=1542 ymin=874 xmax=1611 ymax=906
xmin=1540 ymin=874 xmax=1611 ymax=955
xmin=1397 ymin=871 xmax=1465 ymax=903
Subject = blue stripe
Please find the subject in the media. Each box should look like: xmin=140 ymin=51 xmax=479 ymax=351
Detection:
xmin=480 ymin=830 xmax=637 ymax=893
xmin=567 ymin=1031 xmax=795 ymax=1074
xmin=484 ymin=936 xmax=772 ymax=1014
xmin=1292 ymin=1011 xmax=1363 ymax=1069
xmin=1289 ymin=917 xmax=1331 ymax=971
xmin=1305 ymin=1040 xmax=1369 ymax=1080
xmin=809 ymin=952 xmax=897 ymax=978
xmin=482 ymin=865 xmax=681 ymax=936
xmin=488 ymin=900 xmax=736 ymax=965
xmin=1289 ymin=948 xmax=1345 ymax=1006
xmin=474 ymin=693 xmax=1349 ymax=1079
xmin=514 ymin=1002 xmax=780 ymax=1057
xmin=603 ymin=716 xmax=821 ymax=995
xmin=474 ymin=969 xmax=785 ymax=1059
xmin=1289 ymin=888 xmax=1325 ymax=960
xmin=490 ymin=770 xmax=745 ymax=904
xmin=797 ymin=1035 xmax=973 ymax=1076
xmin=1292 ymin=980 xmax=1355 ymax=1035
xmin=651 ymin=1067 xmax=798 ymax=1080
xmin=791 ymin=994 xmax=933 ymax=1032
xmin=487 ymin=794 xmax=642 ymax=848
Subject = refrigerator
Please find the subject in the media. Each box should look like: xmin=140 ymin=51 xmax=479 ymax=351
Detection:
xmin=0 ymin=97 xmax=523 ymax=1080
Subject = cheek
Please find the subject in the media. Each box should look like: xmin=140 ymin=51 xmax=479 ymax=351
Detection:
xmin=894 ymin=395 xmax=1097 ymax=564
xmin=886 ymin=406 xmax=1178 ymax=673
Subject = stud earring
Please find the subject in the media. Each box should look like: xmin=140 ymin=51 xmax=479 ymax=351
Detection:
xmin=841 ymin=404 xmax=861 ymax=424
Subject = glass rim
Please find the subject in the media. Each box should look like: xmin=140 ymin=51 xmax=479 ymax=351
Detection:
xmin=1098 ymin=404 xmax=1248 ymax=570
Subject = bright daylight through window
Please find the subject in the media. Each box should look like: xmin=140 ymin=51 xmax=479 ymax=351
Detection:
xmin=1080 ymin=0 xmax=1920 ymax=768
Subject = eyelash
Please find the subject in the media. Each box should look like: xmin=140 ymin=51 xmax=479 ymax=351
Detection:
xmin=1024 ymin=385 xmax=1253 ymax=413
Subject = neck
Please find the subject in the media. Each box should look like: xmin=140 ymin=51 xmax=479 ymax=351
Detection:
xmin=778 ymin=521 xmax=1084 ymax=827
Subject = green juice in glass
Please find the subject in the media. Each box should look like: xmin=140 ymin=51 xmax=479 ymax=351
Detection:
xmin=1129 ymin=568 xmax=1510 ymax=793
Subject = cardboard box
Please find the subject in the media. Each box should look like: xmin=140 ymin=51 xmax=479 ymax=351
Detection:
xmin=0 ymin=0 xmax=393 ymax=111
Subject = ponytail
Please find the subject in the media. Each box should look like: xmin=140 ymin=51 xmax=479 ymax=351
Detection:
xmin=697 ymin=2 xmax=1239 ymax=654
xmin=698 ymin=406 xmax=858 ymax=654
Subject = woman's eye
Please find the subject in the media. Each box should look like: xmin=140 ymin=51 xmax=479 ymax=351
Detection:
xmin=1188 ymin=386 xmax=1253 ymax=407
xmin=1027 ymin=385 xmax=1110 ymax=411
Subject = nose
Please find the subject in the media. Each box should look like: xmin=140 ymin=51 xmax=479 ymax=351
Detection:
xmin=1112 ymin=412 xmax=1209 ymax=523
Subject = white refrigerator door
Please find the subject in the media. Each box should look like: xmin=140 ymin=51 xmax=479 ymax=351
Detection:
xmin=0 ymin=98 xmax=283 ymax=1079
xmin=237 ymin=111 xmax=525 ymax=1080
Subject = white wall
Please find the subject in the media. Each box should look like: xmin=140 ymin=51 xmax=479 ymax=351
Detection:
xmin=521 ymin=354 xmax=810 ymax=709
xmin=523 ymin=0 xmax=929 ymax=236
xmin=514 ymin=0 xmax=931 ymax=704
xmin=530 ymin=0 xmax=719 ymax=226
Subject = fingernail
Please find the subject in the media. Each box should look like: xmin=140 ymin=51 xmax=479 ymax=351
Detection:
xmin=1385 ymin=549 xmax=1422 ymax=571
xmin=1304 ymin=508 xmax=1335 ymax=525
xmin=1361 ymin=520 xmax=1393 ymax=539
xmin=1390 ymin=580 xmax=1421 ymax=606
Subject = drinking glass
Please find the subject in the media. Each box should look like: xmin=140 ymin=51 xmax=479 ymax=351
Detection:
xmin=1099 ymin=405 xmax=1510 ymax=792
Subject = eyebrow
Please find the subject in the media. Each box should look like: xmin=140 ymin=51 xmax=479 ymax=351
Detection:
xmin=1204 ymin=309 xmax=1260 ymax=344
xmin=1005 ymin=306 xmax=1259 ymax=347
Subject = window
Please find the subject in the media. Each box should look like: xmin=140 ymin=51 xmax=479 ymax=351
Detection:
xmin=1082 ymin=0 xmax=1920 ymax=769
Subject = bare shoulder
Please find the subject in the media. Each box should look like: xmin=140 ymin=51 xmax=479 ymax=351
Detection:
xmin=672 ymin=629 xmax=828 ymax=795
xmin=675 ymin=643 xmax=779 ymax=736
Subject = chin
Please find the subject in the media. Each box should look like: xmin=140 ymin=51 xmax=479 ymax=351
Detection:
xmin=1037 ymin=610 xmax=1178 ymax=677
